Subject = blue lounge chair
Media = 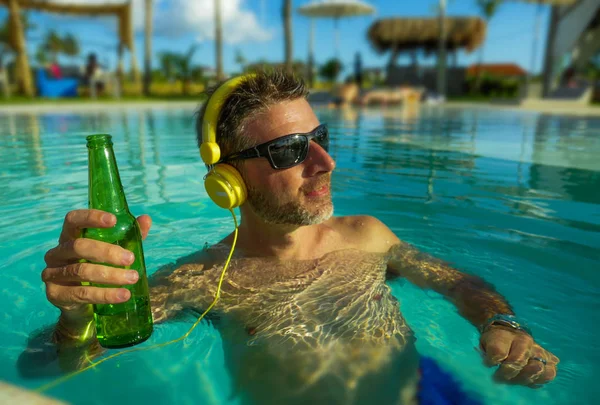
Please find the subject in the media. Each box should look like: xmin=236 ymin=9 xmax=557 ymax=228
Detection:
xmin=36 ymin=69 xmax=78 ymax=98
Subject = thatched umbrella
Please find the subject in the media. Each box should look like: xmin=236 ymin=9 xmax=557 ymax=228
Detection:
xmin=367 ymin=16 xmax=486 ymax=56
xmin=298 ymin=0 xmax=375 ymax=58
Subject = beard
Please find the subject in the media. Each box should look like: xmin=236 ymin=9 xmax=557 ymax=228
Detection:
xmin=245 ymin=177 xmax=334 ymax=226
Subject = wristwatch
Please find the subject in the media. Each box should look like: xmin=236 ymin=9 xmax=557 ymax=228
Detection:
xmin=479 ymin=314 xmax=532 ymax=337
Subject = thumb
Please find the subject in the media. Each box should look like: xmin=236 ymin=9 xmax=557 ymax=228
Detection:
xmin=136 ymin=215 xmax=152 ymax=240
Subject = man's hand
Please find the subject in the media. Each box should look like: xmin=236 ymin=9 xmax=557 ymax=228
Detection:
xmin=42 ymin=209 xmax=152 ymax=322
xmin=480 ymin=325 xmax=559 ymax=387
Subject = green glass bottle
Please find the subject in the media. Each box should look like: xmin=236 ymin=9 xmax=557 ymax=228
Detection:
xmin=82 ymin=134 xmax=153 ymax=348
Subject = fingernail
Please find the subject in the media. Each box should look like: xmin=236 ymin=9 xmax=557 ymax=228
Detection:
xmin=122 ymin=251 xmax=135 ymax=265
xmin=126 ymin=271 xmax=139 ymax=283
xmin=117 ymin=289 xmax=131 ymax=301
xmin=102 ymin=214 xmax=116 ymax=226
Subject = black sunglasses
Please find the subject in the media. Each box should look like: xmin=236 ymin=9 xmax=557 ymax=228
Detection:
xmin=218 ymin=124 xmax=329 ymax=170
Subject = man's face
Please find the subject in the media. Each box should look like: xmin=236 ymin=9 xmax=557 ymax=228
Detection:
xmin=239 ymin=98 xmax=336 ymax=226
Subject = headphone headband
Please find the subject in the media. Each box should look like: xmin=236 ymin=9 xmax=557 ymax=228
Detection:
xmin=200 ymin=74 xmax=255 ymax=165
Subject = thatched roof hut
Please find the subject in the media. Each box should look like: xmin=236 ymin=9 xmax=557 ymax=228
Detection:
xmin=367 ymin=17 xmax=486 ymax=55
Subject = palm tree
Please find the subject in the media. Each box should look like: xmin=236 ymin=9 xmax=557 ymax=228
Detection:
xmin=34 ymin=46 xmax=48 ymax=66
xmin=159 ymin=52 xmax=178 ymax=82
xmin=62 ymin=33 xmax=79 ymax=63
xmin=235 ymin=49 xmax=247 ymax=73
xmin=143 ymin=0 xmax=153 ymax=96
xmin=475 ymin=0 xmax=503 ymax=85
xmin=283 ymin=0 xmax=293 ymax=74
xmin=158 ymin=45 xmax=199 ymax=94
xmin=214 ymin=0 xmax=224 ymax=81
xmin=43 ymin=30 xmax=63 ymax=63
xmin=177 ymin=44 xmax=199 ymax=94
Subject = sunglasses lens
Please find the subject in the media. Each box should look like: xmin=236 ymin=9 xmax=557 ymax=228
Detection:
xmin=268 ymin=135 xmax=308 ymax=169
xmin=315 ymin=126 xmax=329 ymax=152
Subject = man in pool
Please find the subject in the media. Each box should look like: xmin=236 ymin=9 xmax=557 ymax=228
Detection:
xmin=41 ymin=70 xmax=559 ymax=404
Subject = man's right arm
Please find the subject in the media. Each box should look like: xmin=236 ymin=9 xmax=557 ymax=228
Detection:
xmin=42 ymin=209 xmax=153 ymax=370
xmin=43 ymin=210 xmax=216 ymax=371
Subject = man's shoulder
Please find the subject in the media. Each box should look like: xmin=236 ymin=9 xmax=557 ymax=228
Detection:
xmin=329 ymin=215 xmax=400 ymax=253
xmin=330 ymin=214 xmax=390 ymax=231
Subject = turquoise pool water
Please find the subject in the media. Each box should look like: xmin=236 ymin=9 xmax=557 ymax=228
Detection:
xmin=0 ymin=105 xmax=598 ymax=404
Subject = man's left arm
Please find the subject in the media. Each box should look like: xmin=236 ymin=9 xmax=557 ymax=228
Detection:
xmin=357 ymin=216 xmax=559 ymax=387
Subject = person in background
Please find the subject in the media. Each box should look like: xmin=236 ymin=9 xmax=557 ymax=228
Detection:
xmin=48 ymin=60 xmax=62 ymax=79
xmin=83 ymin=53 xmax=105 ymax=98
xmin=354 ymin=52 xmax=363 ymax=90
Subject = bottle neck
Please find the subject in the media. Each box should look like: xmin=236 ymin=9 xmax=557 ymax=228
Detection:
xmin=87 ymin=141 xmax=129 ymax=213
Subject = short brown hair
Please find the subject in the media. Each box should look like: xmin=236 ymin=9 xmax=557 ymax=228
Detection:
xmin=195 ymin=69 xmax=309 ymax=161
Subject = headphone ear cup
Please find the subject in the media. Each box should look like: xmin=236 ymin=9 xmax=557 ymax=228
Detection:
xmin=204 ymin=164 xmax=247 ymax=209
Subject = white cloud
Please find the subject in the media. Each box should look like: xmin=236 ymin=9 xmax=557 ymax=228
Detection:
xmin=38 ymin=0 xmax=273 ymax=44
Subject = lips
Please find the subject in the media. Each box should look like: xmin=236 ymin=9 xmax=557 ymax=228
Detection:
xmin=305 ymin=185 xmax=329 ymax=197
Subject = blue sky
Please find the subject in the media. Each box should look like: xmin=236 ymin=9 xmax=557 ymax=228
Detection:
xmin=1 ymin=0 xmax=551 ymax=75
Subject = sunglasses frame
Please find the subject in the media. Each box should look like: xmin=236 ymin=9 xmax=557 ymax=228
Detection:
xmin=218 ymin=124 xmax=329 ymax=170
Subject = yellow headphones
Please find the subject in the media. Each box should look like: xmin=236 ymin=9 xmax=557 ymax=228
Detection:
xmin=200 ymin=75 xmax=254 ymax=209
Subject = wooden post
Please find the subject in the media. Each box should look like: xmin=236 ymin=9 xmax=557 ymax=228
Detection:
xmin=117 ymin=42 xmax=125 ymax=92
xmin=436 ymin=0 xmax=447 ymax=97
xmin=130 ymin=49 xmax=141 ymax=84
xmin=215 ymin=0 xmax=224 ymax=81
xmin=8 ymin=0 xmax=34 ymax=97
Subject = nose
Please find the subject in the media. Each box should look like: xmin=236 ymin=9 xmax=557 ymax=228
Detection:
xmin=303 ymin=141 xmax=336 ymax=177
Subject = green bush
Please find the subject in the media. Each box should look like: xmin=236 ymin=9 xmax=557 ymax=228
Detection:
xmin=466 ymin=73 xmax=521 ymax=98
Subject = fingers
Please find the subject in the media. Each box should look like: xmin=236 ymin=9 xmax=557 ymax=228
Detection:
xmin=515 ymin=346 xmax=559 ymax=387
xmin=45 ymin=238 xmax=135 ymax=268
xmin=482 ymin=327 xmax=560 ymax=388
xmin=42 ymin=262 xmax=139 ymax=286
xmin=494 ymin=334 xmax=533 ymax=381
xmin=480 ymin=327 xmax=512 ymax=367
xmin=46 ymin=283 xmax=132 ymax=306
xmin=509 ymin=357 xmax=557 ymax=387
xmin=137 ymin=214 xmax=152 ymax=240
xmin=531 ymin=363 xmax=557 ymax=386
xmin=59 ymin=210 xmax=116 ymax=244
xmin=509 ymin=357 xmax=546 ymax=385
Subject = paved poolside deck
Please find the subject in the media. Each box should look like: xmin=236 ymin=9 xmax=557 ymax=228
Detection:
xmin=1 ymin=100 xmax=599 ymax=117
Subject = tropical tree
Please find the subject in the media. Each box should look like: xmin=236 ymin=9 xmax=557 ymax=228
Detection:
xmin=475 ymin=0 xmax=503 ymax=86
xmin=158 ymin=45 xmax=199 ymax=94
xmin=282 ymin=0 xmax=293 ymax=74
xmin=43 ymin=30 xmax=63 ymax=62
xmin=176 ymin=44 xmax=199 ymax=94
xmin=214 ymin=0 xmax=224 ymax=81
xmin=62 ymin=33 xmax=79 ymax=62
xmin=319 ymin=58 xmax=343 ymax=83
xmin=143 ymin=0 xmax=154 ymax=96
xmin=34 ymin=46 xmax=48 ymax=66
xmin=39 ymin=30 xmax=79 ymax=64
xmin=235 ymin=49 xmax=247 ymax=73
xmin=159 ymin=52 xmax=178 ymax=82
